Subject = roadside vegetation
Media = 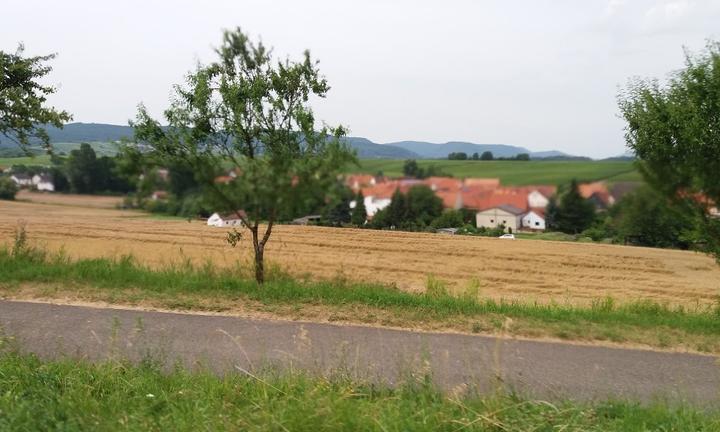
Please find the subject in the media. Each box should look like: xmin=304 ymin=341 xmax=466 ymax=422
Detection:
xmin=3 ymin=234 xmax=720 ymax=354
xmin=1 ymin=351 xmax=717 ymax=431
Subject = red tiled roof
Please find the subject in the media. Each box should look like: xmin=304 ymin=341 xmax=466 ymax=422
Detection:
xmin=462 ymin=187 xmax=531 ymax=212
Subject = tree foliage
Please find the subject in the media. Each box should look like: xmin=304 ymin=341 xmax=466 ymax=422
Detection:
xmin=448 ymin=152 xmax=468 ymax=160
xmin=551 ymin=180 xmax=596 ymax=234
xmin=0 ymin=44 xmax=72 ymax=152
xmin=480 ymin=151 xmax=494 ymax=161
xmin=131 ymin=28 xmax=355 ymax=283
xmin=619 ymin=41 xmax=720 ymax=260
xmin=372 ymin=185 xmax=443 ymax=230
xmin=0 ymin=176 xmax=18 ymax=200
xmin=351 ymin=191 xmax=367 ymax=226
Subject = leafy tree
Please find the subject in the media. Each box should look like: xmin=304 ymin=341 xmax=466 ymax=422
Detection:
xmin=0 ymin=176 xmax=18 ymax=200
xmin=406 ymin=185 xmax=443 ymax=226
xmin=322 ymin=184 xmax=353 ymax=227
xmin=386 ymin=188 xmax=407 ymax=227
xmin=480 ymin=151 xmax=494 ymax=161
xmin=515 ymin=153 xmax=530 ymax=161
xmin=48 ymin=166 xmax=69 ymax=192
xmin=0 ymin=44 xmax=72 ymax=152
xmin=372 ymin=185 xmax=442 ymax=230
xmin=619 ymin=41 xmax=720 ymax=260
xmin=132 ymin=28 xmax=355 ymax=283
xmin=66 ymin=143 xmax=99 ymax=193
xmin=403 ymin=159 xmax=420 ymax=178
xmin=431 ymin=210 xmax=464 ymax=229
xmin=554 ymin=180 xmax=596 ymax=234
xmin=607 ymin=186 xmax=694 ymax=248
xmin=448 ymin=152 xmax=468 ymax=160
xmin=471 ymin=152 xmax=479 ymax=160
xmin=351 ymin=191 xmax=367 ymax=226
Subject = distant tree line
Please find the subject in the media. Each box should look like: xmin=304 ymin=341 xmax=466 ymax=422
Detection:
xmin=447 ymin=152 xmax=529 ymax=161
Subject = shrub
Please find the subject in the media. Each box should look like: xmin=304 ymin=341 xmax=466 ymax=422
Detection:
xmin=0 ymin=176 xmax=18 ymax=200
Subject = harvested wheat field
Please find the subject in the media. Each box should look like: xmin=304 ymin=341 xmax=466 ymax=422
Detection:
xmin=1 ymin=198 xmax=719 ymax=307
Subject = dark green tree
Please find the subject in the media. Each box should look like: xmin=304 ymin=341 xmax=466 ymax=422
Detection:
xmin=351 ymin=191 xmax=367 ymax=226
xmin=322 ymin=184 xmax=353 ymax=227
xmin=386 ymin=188 xmax=407 ymax=227
xmin=405 ymin=185 xmax=443 ymax=226
xmin=619 ymin=41 xmax=720 ymax=260
xmin=471 ymin=152 xmax=479 ymax=160
xmin=403 ymin=159 xmax=420 ymax=178
xmin=0 ymin=44 xmax=72 ymax=152
xmin=0 ymin=176 xmax=18 ymax=200
xmin=66 ymin=143 xmax=98 ymax=193
xmin=515 ymin=153 xmax=530 ymax=161
xmin=448 ymin=152 xmax=468 ymax=160
xmin=608 ymin=186 xmax=694 ymax=248
xmin=132 ymin=28 xmax=355 ymax=283
xmin=480 ymin=151 xmax=494 ymax=161
xmin=554 ymin=180 xmax=596 ymax=234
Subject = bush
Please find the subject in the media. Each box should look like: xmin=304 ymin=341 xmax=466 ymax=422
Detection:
xmin=0 ymin=177 xmax=19 ymax=200
xmin=431 ymin=210 xmax=465 ymax=229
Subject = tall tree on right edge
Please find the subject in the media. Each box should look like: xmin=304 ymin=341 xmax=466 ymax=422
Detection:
xmin=619 ymin=41 xmax=720 ymax=261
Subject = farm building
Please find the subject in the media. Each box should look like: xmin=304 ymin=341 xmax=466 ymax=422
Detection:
xmin=521 ymin=209 xmax=546 ymax=230
xmin=207 ymin=211 xmax=246 ymax=227
xmin=10 ymin=173 xmax=32 ymax=187
xmin=476 ymin=205 xmax=525 ymax=233
xmin=31 ymin=174 xmax=54 ymax=192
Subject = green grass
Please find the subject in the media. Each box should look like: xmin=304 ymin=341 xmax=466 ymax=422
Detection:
xmin=347 ymin=159 xmax=642 ymax=185
xmin=0 ymin=154 xmax=52 ymax=168
xmin=2 ymin=245 xmax=720 ymax=352
xmin=0 ymin=352 xmax=717 ymax=431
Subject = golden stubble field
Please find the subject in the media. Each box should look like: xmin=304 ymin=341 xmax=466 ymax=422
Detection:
xmin=2 ymin=194 xmax=719 ymax=307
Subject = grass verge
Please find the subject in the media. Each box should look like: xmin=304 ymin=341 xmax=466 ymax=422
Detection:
xmin=1 ymin=244 xmax=720 ymax=353
xmin=0 ymin=350 xmax=717 ymax=431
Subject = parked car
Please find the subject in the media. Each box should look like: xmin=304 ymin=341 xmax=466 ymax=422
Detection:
xmin=498 ymin=233 xmax=515 ymax=240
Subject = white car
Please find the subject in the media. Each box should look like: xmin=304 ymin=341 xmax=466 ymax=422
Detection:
xmin=498 ymin=233 xmax=515 ymax=240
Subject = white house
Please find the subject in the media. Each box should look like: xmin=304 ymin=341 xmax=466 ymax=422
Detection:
xmin=521 ymin=210 xmax=546 ymax=230
xmin=32 ymin=174 xmax=55 ymax=192
xmin=349 ymin=195 xmax=392 ymax=217
xmin=475 ymin=205 xmax=525 ymax=233
xmin=527 ymin=190 xmax=550 ymax=208
xmin=10 ymin=173 xmax=32 ymax=187
xmin=207 ymin=211 xmax=246 ymax=227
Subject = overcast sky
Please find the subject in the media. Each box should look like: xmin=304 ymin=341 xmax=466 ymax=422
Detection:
xmin=3 ymin=0 xmax=719 ymax=157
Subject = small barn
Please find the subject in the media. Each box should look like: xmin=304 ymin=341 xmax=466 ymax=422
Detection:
xmin=207 ymin=211 xmax=246 ymax=227
xmin=32 ymin=174 xmax=55 ymax=192
xmin=521 ymin=209 xmax=546 ymax=230
xmin=475 ymin=205 xmax=525 ymax=233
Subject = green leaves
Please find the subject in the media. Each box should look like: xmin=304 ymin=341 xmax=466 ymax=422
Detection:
xmin=0 ymin=44 xmax=72 ymax=153
xmin=619 ymin=41 xmax=720 ymax=261
xmin=131 ymin=28 xmax=355 ymax=282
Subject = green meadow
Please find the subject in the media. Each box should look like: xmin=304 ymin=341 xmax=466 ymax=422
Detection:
xmin=347 ymin=159 xmax=642 ymax=185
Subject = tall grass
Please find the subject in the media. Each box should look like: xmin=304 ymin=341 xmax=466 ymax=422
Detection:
xmin=2 ymin=245 xmax=720 ymax=339
xmin=0 ymin=351 xmax=717 ymax=431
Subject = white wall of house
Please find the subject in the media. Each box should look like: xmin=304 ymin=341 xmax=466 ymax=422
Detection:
xmin=10 ymin=175 xmax=32 ymax=186
xmin=352 ymin=196 xmax=392 ymax=217
xmin=476 ymin=208 xmax=522 ymax=233
xmin=527 ymin=190 xmax=549 ymax=208
xmin=522 ymin=211 xmax=545 ymax=230
xmin=207 ymin=212 xmax=244 ymax=227
xmin=36 ymin=181 xmax=55 ymax=192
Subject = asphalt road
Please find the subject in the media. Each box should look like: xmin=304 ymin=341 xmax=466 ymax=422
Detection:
xmin=1 ymin=300 xmax=718 ymax=405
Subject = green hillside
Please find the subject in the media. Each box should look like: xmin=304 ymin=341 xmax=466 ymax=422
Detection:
xmin=347 ymin=159 xmax=642 ymax=185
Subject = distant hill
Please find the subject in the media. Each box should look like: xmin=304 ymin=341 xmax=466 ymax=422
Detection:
xmin=0 ymin=123 xmax=570 ymax=159
xmin=341 ymin=137 xmax=419 ymax=159
xmin=386 ymin=141 xmax=531 ymax=159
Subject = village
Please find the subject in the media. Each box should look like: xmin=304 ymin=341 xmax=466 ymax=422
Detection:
xmin=1 ymin=163 xmax=638 ymax=234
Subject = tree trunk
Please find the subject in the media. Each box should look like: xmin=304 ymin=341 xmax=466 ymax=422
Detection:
xmin=254 ymin=243 xmax=265 ymax=284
